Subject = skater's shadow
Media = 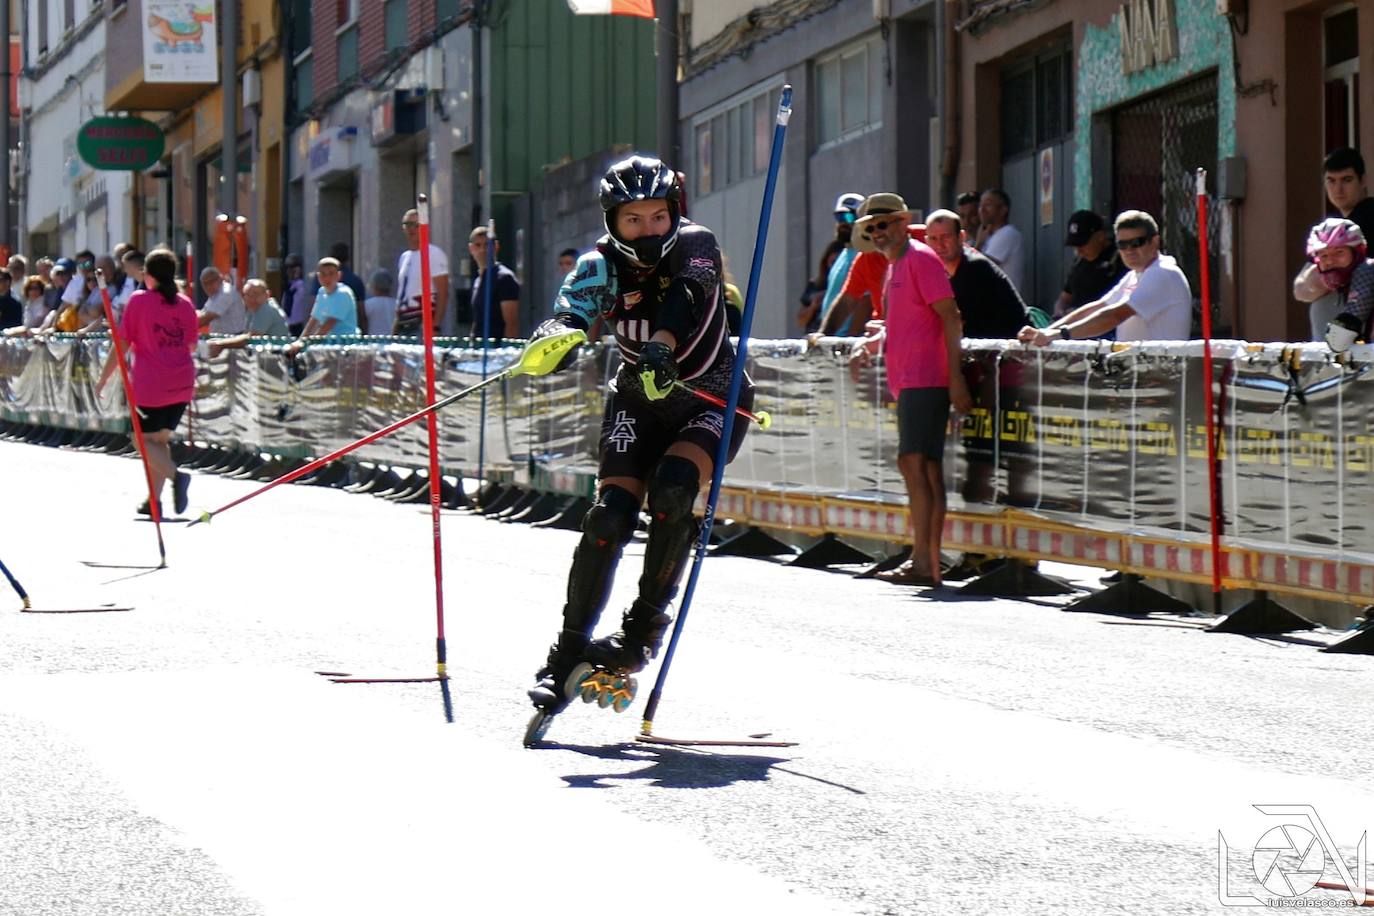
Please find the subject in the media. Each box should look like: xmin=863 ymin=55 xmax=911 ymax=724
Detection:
xmin=549 ymin=742 xmax=784 ymax=790
xmin=547 ymin=742 xmax=868 ymax=795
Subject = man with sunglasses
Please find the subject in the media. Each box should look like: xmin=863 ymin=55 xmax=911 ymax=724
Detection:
xmin=393 ymin=208 xmax=450 ymax=336
xmin=1018 ymin=210 xmax=1191 ymax=346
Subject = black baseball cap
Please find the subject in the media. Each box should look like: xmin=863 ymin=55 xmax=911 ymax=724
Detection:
xmin=1065 ymin=210 xmax=1105 ymax=246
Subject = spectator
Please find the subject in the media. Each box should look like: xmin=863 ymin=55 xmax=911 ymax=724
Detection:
xmin=820 ymin=204 xmax=891 ymax=336
xmin=1298 ymin=148 xmax=1374 ymax=339
xmin=35 ymin=257 xmax=53 ymax=285
xmin=94 ymin=248 xmax=199 ymax=518
xmin=61 ymin=250 xmax=96 ymax=309
xmin=362 ymin=268 xmax=398 ymax=337
xmin=394 ymin=208 xmax=450 ymax=336
xmin=973 ymin=188 xmax=1026 ymax=296
xmin=7 ymin=254 xmax=28 ymax=284
xmin=1056 ymin=209 xmax=1126 ymax=318
xmin=196 ymin=266 xmax=247 ymax=334
xmin=45 ymin=259 xmax=72 ymax=312
xmin=846 ymin=194 xmax=971 ymax=587
xmin=923 ymin=209 xmax=1028 ymax=339
xmin=207 ymin=278 xmax=291 ymax=355
xmin=284 ymin=257 xmax=358 ymax=356
xmin=74 ymin=272 xmax=105 ymax=334
xmin=114 ymin=249 xmax=146 ymax=322
xmin=309 ymin=242 xmax=366 ymax=305
xmin=1300 ymin=219 xmax=1374 ymax=353
xmin=815 ymin=192 xmax=871 ymax=336
xmin=281 ymin=253 xmax=308 ymax=336
xmin=19 ymin=275 xmax=48 ymax=330
xmin=0 ymin=270 xmax=20 ymax=330
xmin=955 ymin=191 xmax=981 ymax=240
xmin=798 ymin=238 xmax=846 ymax=333
xmin=1018 ymin=210 xmax=1191 ymax=345
xmin=468 ymin=225 xmax=520 ymax=341
xmin=557 ymin=247 xmax=579 ymax=280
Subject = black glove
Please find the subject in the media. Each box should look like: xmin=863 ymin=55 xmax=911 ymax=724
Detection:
xmin=532 ymin=317 xmax=584 ymax=373
xmin=636 ymin=340 xmax=678 ymax=401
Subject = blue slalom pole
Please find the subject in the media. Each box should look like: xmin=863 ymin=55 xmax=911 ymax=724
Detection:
xmin=476 ymin=219 xmax=496 ymax=499
xmin=0 ymin=555 xmax=30 ymax=609
xmin=639 ymin=85 xmax=792 ymax=736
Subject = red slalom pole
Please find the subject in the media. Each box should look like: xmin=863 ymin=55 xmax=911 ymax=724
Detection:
xmin=96 ymin=270 xmax=167 ymax=568
xmin=416 ymin=194 xmax=453 ymax=722
xmin=1196 ymin=168 xmax=1223 ymax=615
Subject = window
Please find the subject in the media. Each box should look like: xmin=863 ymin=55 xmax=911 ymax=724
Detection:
xmin=294 ymin=53 xmax=314 ymax=110
xmin=336 ymin=0 xmax=360 ymax=25
xmin=1323 ymin=6 xmax=1360 ymax=153
xmin=1000 ymin=45 xmax=1072 ymax=159
xmin=290 ymin=0 xmax=313 ymax=59
xmin=436 ymin=0 xmax=462 ymax=22
xmin=337 ymin=23 xmax=359 ymax=83
xmin=63 ymin=0 xmax=75 ymax=32
xmin=814 ymin=36 xmax=883 ymax=147
xmin=37 ymin=0 xmax=48 ymax=56
xmin=692 ymin=84 xmax=782 ymax=196
xmin=385 ymin=0 xmax=408 ymax=53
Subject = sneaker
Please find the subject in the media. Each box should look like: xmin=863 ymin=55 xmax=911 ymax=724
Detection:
xmin=173 ymin=471 xmax=191 ymax=515
xmin=136 ymin=498 xmax=164 ymax=518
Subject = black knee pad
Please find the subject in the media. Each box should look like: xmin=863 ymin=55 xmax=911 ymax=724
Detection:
xmin=582 ymin=485 xmax=639 ymax=547
xmin=646 ymin=456 xmax=700 ymax=524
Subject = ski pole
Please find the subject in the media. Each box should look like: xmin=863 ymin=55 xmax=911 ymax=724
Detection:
xmin=672 ymin=380 xmax=772 ymax=429
xmin=1196 ymin=168 xmax=1223 ymax=616
xmin=0 ymin=555 xmax=30 ymax=609
xmin=476 ymin=219 xmax=497 ymax=499
xmin=416 ymin=193 xmax=453 ymax=722
xmin=96 ymin=270 xmax=167 ymax=568
xmin=187 ymin=329 xmax=585 ymax=526
xmin=640 ymin=85 xmax=792 ymax=737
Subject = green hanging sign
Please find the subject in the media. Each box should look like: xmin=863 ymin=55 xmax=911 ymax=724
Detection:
xmin=76 ymin=116 xmax=167 ymax=171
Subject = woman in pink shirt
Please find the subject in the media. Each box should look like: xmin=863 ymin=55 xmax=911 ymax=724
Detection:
xmin=97 ymin=249 xmax=199 ymax=517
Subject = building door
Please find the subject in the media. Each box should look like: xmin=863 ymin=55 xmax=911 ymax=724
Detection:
xmin=1110 ymin=72 xmax=1218 ymax=333
xmin=999 ymin=44 xmax=1074 ymax=312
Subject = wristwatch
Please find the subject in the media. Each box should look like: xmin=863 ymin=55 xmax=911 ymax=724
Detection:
xmin=1058 ymin=326 xmax=1071 ymax=341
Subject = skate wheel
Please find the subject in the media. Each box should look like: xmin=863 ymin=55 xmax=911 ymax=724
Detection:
xmin=595 ymin=675 xmax=614 ymax=709
xmin=610 ymin=675 xmax=637 ymax=713
xmin=570 ymin=663 xmax=599 ymax=704
xmin=523 ymin=709 xmax=554 ymax=747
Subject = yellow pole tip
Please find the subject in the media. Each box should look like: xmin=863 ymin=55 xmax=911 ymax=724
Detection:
xmin=756 ymin=410 xmax=772 ymax=429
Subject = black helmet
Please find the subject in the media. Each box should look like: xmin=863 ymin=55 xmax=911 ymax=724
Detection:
xmin=599 ymin=155 xmax=682 ymax=267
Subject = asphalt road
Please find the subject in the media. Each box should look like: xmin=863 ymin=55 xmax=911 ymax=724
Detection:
xmin=1 ymin=439 xmax=1371 ymax=915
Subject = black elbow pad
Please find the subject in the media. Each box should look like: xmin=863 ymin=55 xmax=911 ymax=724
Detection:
xmin=655 ymin=278 xmax=706 ymax=343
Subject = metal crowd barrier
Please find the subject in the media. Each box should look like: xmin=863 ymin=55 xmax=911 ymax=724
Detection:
xmin=2 ymin=333 xmax=1371 ymax=617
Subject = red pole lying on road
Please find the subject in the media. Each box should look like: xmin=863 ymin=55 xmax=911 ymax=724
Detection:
xmin=96 ymin=270 xmax=167 ymax=568
xmin=1196 ymin=168 xmax=1223 ymax=615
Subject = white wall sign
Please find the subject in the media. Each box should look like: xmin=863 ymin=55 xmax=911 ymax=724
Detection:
xmin=1119 ymin=0 xmax=1178 ymax=75
xmin=143 ymin=2 xmax=220 ymax=84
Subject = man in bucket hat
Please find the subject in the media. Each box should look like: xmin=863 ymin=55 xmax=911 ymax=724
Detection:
xmin=848 ymin=193 xmax=972 ymax=588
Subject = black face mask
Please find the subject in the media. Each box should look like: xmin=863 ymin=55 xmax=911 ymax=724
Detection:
xmin=629 ymin=235 xmax=669 ymax=267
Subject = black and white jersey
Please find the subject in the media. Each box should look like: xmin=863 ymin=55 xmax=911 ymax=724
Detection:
xmin=554 ymin=220 xmax=732 ymax=388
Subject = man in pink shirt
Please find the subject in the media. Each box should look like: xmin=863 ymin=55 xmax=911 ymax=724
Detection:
xmin=848 ymin=193 xmax=972 ymax=586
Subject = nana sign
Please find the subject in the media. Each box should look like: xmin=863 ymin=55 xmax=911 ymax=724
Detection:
xmin=76 ymin=117 xmax=166 ymax=171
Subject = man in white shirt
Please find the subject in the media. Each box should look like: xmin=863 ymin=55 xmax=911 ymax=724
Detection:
xmin=973 ymin=188 xmax=1027 ymax=296
xmin=196 ymin=266 xmax=247 ymax=334
xmin=393 ymin=207 xmax=450 ymax=336
xmin=1017 ymin=209 xmax=1193 ymax=345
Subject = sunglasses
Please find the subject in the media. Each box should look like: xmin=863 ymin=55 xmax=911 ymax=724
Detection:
xmin=1116 ymin=234 xmax=1155 ymax=250
xmin=834 ymin=212 xmax=856 ymax=224
xmin=866 ymin=218 xmax=901 ymax=233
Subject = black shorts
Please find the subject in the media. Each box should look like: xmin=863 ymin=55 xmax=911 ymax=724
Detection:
xmin=136 ymin=402 xmax=187 ymax=434
xmin=896 ymin=387 xmax=950 ymax=459
xmin=597 ymin=383 xmax=754 ymax=481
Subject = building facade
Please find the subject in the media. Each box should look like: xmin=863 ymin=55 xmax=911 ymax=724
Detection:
xmin=21 ymin=0 xmax=134 ymax=259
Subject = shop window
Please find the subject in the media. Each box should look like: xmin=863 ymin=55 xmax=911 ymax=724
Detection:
xmin=815 ymin=35 xmax=883 ymax=148
xmin=1323 ymin=6 xmax=1360 ymax=153
xmin=692 ymin=83 xmax=782 ymax=196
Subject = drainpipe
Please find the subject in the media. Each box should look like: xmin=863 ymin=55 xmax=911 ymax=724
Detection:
xmin=220 ymin=0 xmax=238 ymax=218
xmin=656 ymin=0 xmax=679 ymax=165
